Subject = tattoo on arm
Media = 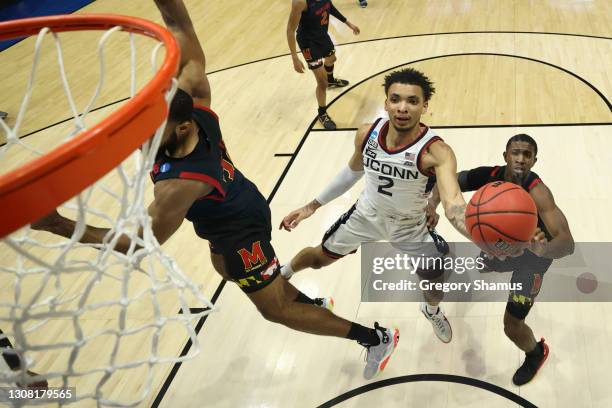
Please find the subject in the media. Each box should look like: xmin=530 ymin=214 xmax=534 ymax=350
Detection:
xmin=446 ymin=203 xmax=470 ymax=239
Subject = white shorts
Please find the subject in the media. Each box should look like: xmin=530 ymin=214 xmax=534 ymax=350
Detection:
xmin=321 ymin=199 xmax=447 ymax=260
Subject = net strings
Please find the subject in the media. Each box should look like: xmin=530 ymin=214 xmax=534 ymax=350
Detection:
xmin=0 ymin=25 xmax=214 ymax=407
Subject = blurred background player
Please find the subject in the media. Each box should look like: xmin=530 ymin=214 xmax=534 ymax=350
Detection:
xmin=0 ymin=111 xmax=7 ymax=119
xmin=1 ymin=328 xmax=48 ymax=389
xmin=286 ymin=0 xmax=360 ymax=129
xmin=358 ymin=0 xmax=367 ymax=8
xmin=32 ymin=0 xmax=398 ymax=381
xmin=428 ymin=133 xmax=574 ymax=385
xmin=280 ymin=68 xmax=474 ymax=344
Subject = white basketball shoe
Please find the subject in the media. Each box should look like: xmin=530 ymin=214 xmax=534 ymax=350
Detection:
xmin=420 ymin=302 xmax=452 ymax=343
xmin=363 ymin=323 xmax=400 ymax=380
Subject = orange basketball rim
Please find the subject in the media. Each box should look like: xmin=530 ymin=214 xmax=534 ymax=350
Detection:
xmin=0 ymin=14 xmax=179 ymax=238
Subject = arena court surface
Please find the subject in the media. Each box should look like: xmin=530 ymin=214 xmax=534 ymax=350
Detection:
xmin=0 ymin=1 xmax=611 ymax=407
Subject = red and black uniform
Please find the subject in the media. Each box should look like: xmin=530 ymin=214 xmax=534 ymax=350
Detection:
xmin=458 ymin=165 xmax=553 ymax=319
xmin=150 ymin=105 xmax=279 ymax=293
xmin=296 ymin=0 xmax=346 ymax=69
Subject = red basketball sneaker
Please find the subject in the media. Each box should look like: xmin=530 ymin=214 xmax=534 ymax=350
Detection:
xmin=512 ymin=338 xmax=549 ymax=385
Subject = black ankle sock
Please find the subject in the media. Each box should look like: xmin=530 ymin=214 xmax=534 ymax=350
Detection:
xmin=526 ymin=341 xmax=543 ymax=357
xmin=346 ymin=323 xmax=380 ymax=346
xmin=318 ymin=106 xmax=327 ymax=116
xmin=294 ymin=291 xmax=315 ymax=305
xmin=324 ymin=64 xmax=334 ymax=81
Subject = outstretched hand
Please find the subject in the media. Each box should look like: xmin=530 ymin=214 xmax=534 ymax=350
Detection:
xmin=487 ymin=228 xmax=547 ymax=260
xmin=279 ymin=205 xmax=316 ymax=231
xmin=527 ymin=227 xmax=548 ymax=257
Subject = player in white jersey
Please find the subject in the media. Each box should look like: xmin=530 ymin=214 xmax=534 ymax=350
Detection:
xmin=280 ymin=68 xmax=471 ymax=343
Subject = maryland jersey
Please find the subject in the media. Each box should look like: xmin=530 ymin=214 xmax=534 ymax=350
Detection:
xmin=297 ymin=0 xmax=334 ymax=41
xmin=360 ymin=118 xmax=441 ymax=220
xmin=459 ymin=165 xmax=552 ymax=240
xmin=150 ymin=105 xmax=270 ymax=247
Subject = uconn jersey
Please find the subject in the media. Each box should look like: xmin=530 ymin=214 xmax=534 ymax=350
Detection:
xmin=321 ymin=118 xmax=445 ymax=260
xmin=361 ymin=118 xmax=441 ymax=220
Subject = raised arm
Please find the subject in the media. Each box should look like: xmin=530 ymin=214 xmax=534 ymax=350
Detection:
xmin=32 ymin=179 xmax=211 ymax=251
xmin=280 ymin=124 xmax=369 ymax=231
xmin=529 ymin=182 xmax=574 ymax=258
xmin=154 ymin=0 xmax=211 ymax=107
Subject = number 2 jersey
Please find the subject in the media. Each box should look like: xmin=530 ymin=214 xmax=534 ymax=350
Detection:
xmin=360 ymin=118 xmax=441 ymax=221
xmin=149 ymin=105 xmax=271 ymax=250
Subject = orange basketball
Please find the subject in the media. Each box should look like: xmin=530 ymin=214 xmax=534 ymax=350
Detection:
xmin=465 ymin=181 xmax=538 ymax=256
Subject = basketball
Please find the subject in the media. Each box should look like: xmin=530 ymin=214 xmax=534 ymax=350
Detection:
xmin=465 ymin=181 xmax=538 ymax=255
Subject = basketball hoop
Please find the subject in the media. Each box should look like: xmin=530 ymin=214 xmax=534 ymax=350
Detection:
xmin=0 ymin=14 xmax=179 ymax=238
xmin=0 ymin=14 xmax=214 ymax=406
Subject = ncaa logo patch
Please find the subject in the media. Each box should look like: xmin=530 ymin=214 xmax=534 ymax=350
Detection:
xmin=160 ymin=163 xmax=171 ymax=173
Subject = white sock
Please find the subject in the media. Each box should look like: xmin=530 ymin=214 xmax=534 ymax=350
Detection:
xmin=280 ymin=262 xmax=295 ymax=278
xmin=426 ymin=303 xmax=439 ymax=315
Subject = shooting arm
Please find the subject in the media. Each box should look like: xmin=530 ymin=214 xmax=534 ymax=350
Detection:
xmin=429 ymin=142 xmax=470 ymax=239
xmin=148 ymin=178 xmax=213 ymax=245
xmin=32 ymin=179 xmax=211 ymax=252
xmin=530 ymin=182 xmax=575 ymax=258
xmin=154 ymin=0 xmax=211 ymax=106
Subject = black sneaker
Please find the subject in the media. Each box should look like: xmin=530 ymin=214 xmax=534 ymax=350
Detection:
xmin=0 ymin=111 xmax=7 ymax=119
xmin=512 ymin=338 xmax=549 ymax=386
xmin=359 ymin=0 xmax=368 ymax=7
xmin=327 ymin=78 xmax=349 ymax=88
xmin=318 ymin=112 xmax=337 ymax=129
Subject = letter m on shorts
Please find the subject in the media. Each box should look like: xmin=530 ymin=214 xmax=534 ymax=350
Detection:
xmin=237 ymin=241 xmax=268 ymax=271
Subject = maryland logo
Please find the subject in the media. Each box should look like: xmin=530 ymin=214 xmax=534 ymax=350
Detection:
xmin=261 ymin=257 xmax=278 ymax=281
xmin=237 ymin=241 xmax=268 ymax=272
xmin=221 ymin=159 xmax=235 ymax=182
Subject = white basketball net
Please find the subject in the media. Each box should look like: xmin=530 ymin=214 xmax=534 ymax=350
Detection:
xmin=0 ymin=24 xmax=213 ymax=407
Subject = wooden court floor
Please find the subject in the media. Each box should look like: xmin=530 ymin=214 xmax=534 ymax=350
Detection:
xmin=1 ymin=1 xmax=611 ymax=407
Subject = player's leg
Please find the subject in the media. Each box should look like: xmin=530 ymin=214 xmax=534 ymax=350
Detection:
xmin=321 ymin=35 xmax=348 ymax=89
xmin=213 ymin=248 xmax=333 ymax=309
xmin=248 ymin=272 xmax=349 ymax=335
xmin=251 ymin=275 xmax=398 ymax=380
xmin=416 ymin=267 xmax=452 ymax=343
xmin=324 ymin=53 xmax=348 ymax=89
xmin=312 ymin=66 xmax=336 ymax=130
xmin=280 ymin=244 xmax=337 ymax=279
xmin=392 ymin=223 xmax=452 ymax=343
xmin=300 ymin=38 xmax=337 ymax=129
xmin=209 ymin=243 xmax=232 ymax=280
xmin=222 ymin=238 xmax=399 ymax=379
xmin=281 ymin=201 xmax=374 ymax=279
xmin=504 ymin=307 xmax=538 ymax=351
xmin=505 ymin=266 xmax=549 ymax=385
